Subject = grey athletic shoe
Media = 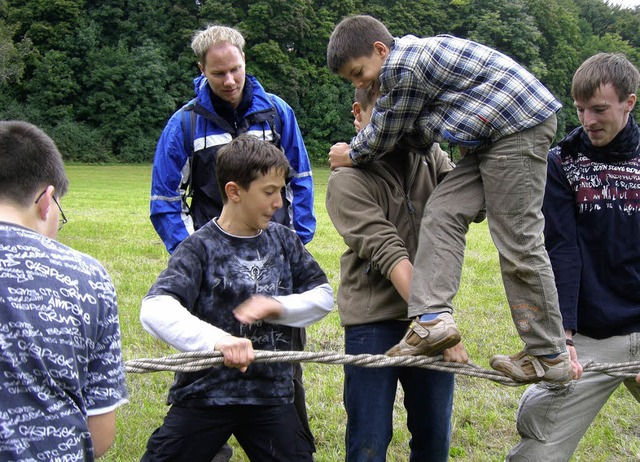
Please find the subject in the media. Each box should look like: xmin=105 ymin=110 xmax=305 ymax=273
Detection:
xmin=490 ymin=350 xmax=574 ymax=384
xmin=385 ymin=313 xmax=461 ymax=357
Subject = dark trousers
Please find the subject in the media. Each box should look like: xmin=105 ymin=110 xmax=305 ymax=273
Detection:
xmin=141 ymin=402 xmax=314 ymax=462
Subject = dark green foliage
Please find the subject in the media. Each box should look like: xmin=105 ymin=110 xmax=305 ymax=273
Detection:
xmin=50 ymin=121 xmax=113 ymax=163
xmin=1 ymin=0 xmax=640 ymax=163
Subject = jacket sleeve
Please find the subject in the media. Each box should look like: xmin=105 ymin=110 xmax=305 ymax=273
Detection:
xmin=326 ymin=169 xmax=409 ymax=278
xmin=150 ymin=109 xmax=194 ymax=254
xmin=272 ymin=96 xmax=316 ymax=244
xmin=543 ymin=150 xmax=581 ymax=332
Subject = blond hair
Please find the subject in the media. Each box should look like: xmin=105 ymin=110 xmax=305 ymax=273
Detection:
xmin=191 ymin=25 xmax=245 ymax=66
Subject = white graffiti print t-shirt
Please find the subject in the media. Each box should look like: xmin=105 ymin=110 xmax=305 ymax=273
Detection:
xmin=0 ymin=223 xmax=128 ymax=462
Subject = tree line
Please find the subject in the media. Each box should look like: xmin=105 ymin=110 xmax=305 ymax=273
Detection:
xmin=1 ymin=0 xmax=639 ymax=164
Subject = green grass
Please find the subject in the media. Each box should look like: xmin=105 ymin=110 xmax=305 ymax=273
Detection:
xmin=59 ymin=164 xmax=640 ymax=461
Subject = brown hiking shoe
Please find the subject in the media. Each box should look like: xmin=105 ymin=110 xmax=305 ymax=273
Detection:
xmin=490 ymin=351 xmax=574 ymax=384
xmin=385 ymin=313 xmax=461 ymax=357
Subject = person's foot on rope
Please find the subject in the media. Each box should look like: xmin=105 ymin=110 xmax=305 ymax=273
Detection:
xmin=385 ymin=313 xmax=461 ymax=356
xmin=490 ymin=350 xmax=574 ymax=384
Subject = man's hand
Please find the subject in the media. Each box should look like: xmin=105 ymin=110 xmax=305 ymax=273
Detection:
xmin=567 ymin=344 xmax=583 ymax=380
xmin=329 ymin=142 xmax=354 ymax=170
xmin=443 ymin=342 xmax=469 ymax=363
xmin=214 ymin=336 xmax=255 ymax=373
xmin=233 ymin=295 xmax=283 ymax=325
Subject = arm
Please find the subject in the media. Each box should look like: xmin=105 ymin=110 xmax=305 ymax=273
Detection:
xmin=565 ymin=329 xmax=583 ymax=379
xmin=326 ymin=169 xmax=410 ymax=277
xmin=140 ymin=295 xmax=255 ymax=371
xmin=389 ymin=258 xmax=413 ymax=302
xmin=140 ymin=295 xmax=231 ymax=351
xmin=233 ymin=283 xmax=333 ymax=328
xmin=150 ymin=109 xmax=194 ymax=253
xmin=88 ymin=411 xmax=116 ymax=458
xmin=349 ymin=68 xmax=430 ymax=165
xmin=275 ymin=98 xmax=316 ymax=244
xmin=543 ymin=150 xmax=581 ymax=333
xmin=83 ymin=267 xmax=128 ymax=456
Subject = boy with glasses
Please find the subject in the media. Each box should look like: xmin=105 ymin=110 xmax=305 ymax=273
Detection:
xmin=0 ymin=120 xmax=128 ymax=461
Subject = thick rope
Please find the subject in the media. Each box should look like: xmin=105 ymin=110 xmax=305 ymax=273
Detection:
xmin=124 ymin=350 xmax=640 ymax=387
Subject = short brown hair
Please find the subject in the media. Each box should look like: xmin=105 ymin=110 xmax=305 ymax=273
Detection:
xmin=216 ymin=135 xmax=290 ymax=202
xmin=354 ymin=87 xmax=380 ymax=111
xmin=0 ymin=121 xmax=69 ymax=207
xmin=572 ymin=53 xmax=640 ymax=102
xmin=327 ymin=15 xmax=394 ymax=74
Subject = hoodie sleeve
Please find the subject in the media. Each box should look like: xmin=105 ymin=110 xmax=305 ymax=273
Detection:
xmin=326 ymin=168 xmax=409 ymax=278
xmin=543 ymin=148 xmax=581 ymax=332
xmin=271 ymin=95 xmax=316 ymax=244
xmin=150 ymin=107 xmax=195 ymax=254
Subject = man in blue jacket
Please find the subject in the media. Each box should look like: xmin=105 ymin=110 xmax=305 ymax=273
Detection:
xmin=506 ymin=53 xmax=640 ymax=461
xmin=149 ymin=25 xmax=317 ymax=461
xmin=150 ymin=25 xmax=315 ymax=254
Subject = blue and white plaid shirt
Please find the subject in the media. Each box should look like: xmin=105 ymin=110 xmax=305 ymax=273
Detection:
xmin=351 ymin=34 xmax=562 ymax=164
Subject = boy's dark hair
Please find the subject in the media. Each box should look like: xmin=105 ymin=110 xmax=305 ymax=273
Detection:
xmin=0 ymin=121 xmax=69 ymax=207
xmin=327 ymin=15 xmax=394 ymax=74
xmin=572 ymin=53 xmax=640 ymax=102
xmin=216 ymin=135 xmax=290 ymax=202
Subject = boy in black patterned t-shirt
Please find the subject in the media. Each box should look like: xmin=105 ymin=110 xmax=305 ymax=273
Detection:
xmin=140 ymin=135 xmax=333 ymax=462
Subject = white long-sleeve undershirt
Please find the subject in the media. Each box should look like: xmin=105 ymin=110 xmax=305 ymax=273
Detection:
xmin=139 ymin=283 xmax=334 ymax=352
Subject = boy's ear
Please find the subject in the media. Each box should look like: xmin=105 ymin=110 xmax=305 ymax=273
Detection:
xmin=373 ymin=41 xmax=389 ymax=59
xmin=352 ymin=102 xmax=362 ymax=119
xmin=36 ymin=187 xmax=53 ymax=222
xmin=225 ymin=181 xmax=242 ymax=202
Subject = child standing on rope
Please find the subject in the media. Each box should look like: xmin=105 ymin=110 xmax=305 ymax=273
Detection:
xmin=139 ymin=135 xmax=333 ymax=462
xmin=326 ymin=14 xmax=572 ymax=384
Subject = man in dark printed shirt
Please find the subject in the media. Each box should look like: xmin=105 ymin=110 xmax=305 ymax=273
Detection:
xmin=506 ymin=53 xmax=640 ymax=461
xmin=140 ymin=135 xmax=333 ymax=462
xmin=0 ymin=121 xmax=128 ymax=461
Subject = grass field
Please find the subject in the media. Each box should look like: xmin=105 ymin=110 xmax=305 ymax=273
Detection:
xmin=59 ymin=164 xmax=639 ymax=461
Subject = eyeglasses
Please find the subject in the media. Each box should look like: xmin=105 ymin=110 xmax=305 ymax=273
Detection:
xmin=35 ymin=189 xmax=68 ymax=231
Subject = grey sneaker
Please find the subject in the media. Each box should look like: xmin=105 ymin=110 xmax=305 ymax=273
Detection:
xmin=490 ymin=350 xmax=574 ymax=384
xmin=385 ymin=313 xmax=461 ymax=357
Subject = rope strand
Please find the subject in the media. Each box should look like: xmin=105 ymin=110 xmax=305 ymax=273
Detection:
xmin=124 ymin=350 xmax=640 ymax=387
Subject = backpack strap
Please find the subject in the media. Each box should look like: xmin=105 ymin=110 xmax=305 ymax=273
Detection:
xmin=267 ymin=94 xmax=282 ymax=148
xmin=181 ymin=101 xmax=196 ymax=157
xmin=180 ymin=102 xmax=197 ymax=203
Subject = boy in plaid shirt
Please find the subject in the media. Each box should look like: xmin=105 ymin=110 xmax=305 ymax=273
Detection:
xmin=327 ymin=14 xmax=574 ymax=384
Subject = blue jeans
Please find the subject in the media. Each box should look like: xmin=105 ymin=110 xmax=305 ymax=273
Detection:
xmin=344 ymin=321 xmax=454 ymax=462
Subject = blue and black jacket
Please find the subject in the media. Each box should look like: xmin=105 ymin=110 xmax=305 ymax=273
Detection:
xmin=150 ymin=74 xmax=316 ymax=253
